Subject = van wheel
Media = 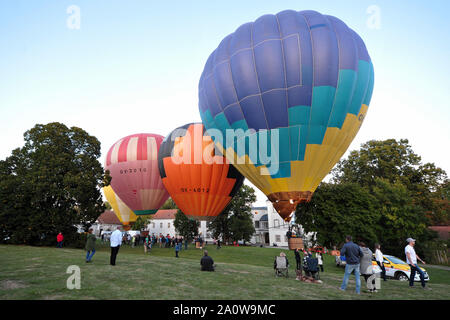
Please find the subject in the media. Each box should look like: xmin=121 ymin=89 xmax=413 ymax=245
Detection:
xmin=395 ymin=272 xmax=409 ymax=281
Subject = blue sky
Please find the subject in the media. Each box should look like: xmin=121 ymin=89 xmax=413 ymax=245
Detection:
xmin=1 ymin=0 xmax=449 ymax=205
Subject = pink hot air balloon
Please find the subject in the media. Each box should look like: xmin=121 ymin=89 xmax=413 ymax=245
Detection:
xmin=105 ymin=133 xmax=169 ymax=215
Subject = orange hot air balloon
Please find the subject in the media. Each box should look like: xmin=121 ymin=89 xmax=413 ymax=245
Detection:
xmin=158 ymin=123 xmax=244 ymax=221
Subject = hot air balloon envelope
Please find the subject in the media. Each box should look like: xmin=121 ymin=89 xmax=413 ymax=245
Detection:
xmin=158 ymin=123 xmax=244 ymax=221
xmin=198 ymin=10 xmax=374 ymax=220
xmin=105 ymin=133 xmax=169 ymax=215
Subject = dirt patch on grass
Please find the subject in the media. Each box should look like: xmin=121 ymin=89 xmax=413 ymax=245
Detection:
xmin=1 ymin=280 xmax=28 ymax=290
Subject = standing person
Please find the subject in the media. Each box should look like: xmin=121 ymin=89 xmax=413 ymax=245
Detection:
xmin=110 ymin=227 xmax=122 ymax=266
xmin=405 ymin=238 xmax=428 ymax=289
xmin=144 ymin=235 xmax=149 ymax=254
xmin=175 ymin=241 xmax=181 ymax=258
xmin=359 ymin=242 xmax=375 ymax=292
xmin=294 ymin=248 xmax=302 ymax=271
xmin=184 ymin=237 xmax=189 ymax=250
xmin=56 ymin=232 xmax=64 ymax=248
xmin=217 ymin=237 xmax=221 ymax=249
xmin=374 ymin=243 xmax=387 ymax=281
xmin=85 ymin=228 xmax=96 ymax=263
xmin=131 ymin=235 xmax=136 ymax=248
xmin=316 ymin=252 xmax=324 ymax=272
xmin=339 ymin=235 xmax=363 ymax=294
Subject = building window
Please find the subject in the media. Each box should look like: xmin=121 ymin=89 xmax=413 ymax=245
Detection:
xmin=274 ymin=219 xmax=279 ymax=228
xmin=168 ymin=223 xmax=171 ymax=228
xmin=275 ymin=235 xmax=281 ymax=242
xmin=152 ymin=223 xmax=155 ymax=228
xmin=255 ymin=221 xmax=260 ymax=228
xmin=284 ymin=236 xmax=288 ymax=242
xmin=160 ymin=222 xmax=163 ymax=228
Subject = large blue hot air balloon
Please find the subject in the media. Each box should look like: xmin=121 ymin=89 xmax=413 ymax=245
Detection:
xmin=198 ymin=10 xmax=374 ymax=221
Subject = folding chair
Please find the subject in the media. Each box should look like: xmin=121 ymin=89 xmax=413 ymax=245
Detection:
xmin=274 ymin=256 xmax=289 ymax=278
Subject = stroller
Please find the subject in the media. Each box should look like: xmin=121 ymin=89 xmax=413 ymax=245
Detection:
xmin=303 ymin=256 xmax=320 ymax=280
xmin=274 ymin=256 xmax=289 ymax=278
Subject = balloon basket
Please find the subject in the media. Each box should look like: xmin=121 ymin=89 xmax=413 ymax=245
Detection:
xmin=288 ymin=237 xmax=304 ymax=250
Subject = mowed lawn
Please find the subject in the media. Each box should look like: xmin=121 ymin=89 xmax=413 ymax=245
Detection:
xmin=0 ymin=243 xmax=449 ymax=300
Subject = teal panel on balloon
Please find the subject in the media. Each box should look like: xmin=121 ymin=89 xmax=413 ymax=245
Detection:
xmin=310 ymin=86 xmax=336 ymax=126
xmin=307 ymin=125 xmax=327 ymax=145
xmin=289 ymin=126 xmax=300 ymax=161
xmin=270 ymin=162 xmax=291 ymax=179
xmin=348 ymin=60 xmax=371 ymax=115
xmin=307 ymin=86 xmax=336 ymax=144
xmin=231 ymin=119 xmax=249 ymax=132
xmin=201 ymin=110 xmax=215 ymax=130
xmin=288 ymin=105 xmax=310 ymax=126
xmin=278 ymin=127 xmax=291 ymax=163
xmin=298 ymin=125 xmax=308 ymax=161
xmin=363 ymin=62 xmax=375 ymax=106
xmin=328 ymin=69 xmax=357 ymax=128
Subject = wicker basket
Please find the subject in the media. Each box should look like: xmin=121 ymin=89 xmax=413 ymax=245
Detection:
xmin=288 ymin=237 xmax=304 ymax=250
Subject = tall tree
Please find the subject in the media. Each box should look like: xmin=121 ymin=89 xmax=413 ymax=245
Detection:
xmin=332 ymin=138 xmax=448 ymax=224
xmin=208 ymin=184 xmax=256 ymax=244
xmin=173 ymin=209 xmax=199 ymax=241
xmin=0 ymin=122 xmax=108 ymax=245
xmin=295 ymin=182 xmax=379 ymax=248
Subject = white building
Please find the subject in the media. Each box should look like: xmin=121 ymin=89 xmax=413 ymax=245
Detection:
xmin=90 ymin=210 xmax=122 ymax=236
xmin=250 ymin=201 xmax=315 ymax=248
xmin=250 ymin=206 xmax=269 ymax=245
xmin=146 ymin=209 xmax=213 ymax=242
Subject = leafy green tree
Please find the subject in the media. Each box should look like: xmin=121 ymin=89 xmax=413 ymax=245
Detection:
xmin=133 ymin=216 xmax=152 ymax=231
xmin=332 ymin=138 xmax=448 ymax=226
xmin=173 ymin=209 xmax=199 ymax=242
xmin=161 ymin=197 xmax=178 ymax=209
xmin=371 ymin=178 xmax=430 ymax=256
xmin=295 ymin=182 xmax=379 ymax=248
xmin=208 ymin=184 xmax=256 ymax=244
xmin=0 ymin=122 xmax=108 ymax=246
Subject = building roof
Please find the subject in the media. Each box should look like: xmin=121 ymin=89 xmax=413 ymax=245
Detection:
xmin=97 ymin=210 xmax=122 ymax=225
xmin=152 ymin=209 xmax=177 ymax=220
xmin=429 ymin=226 xmax=450 ymax=240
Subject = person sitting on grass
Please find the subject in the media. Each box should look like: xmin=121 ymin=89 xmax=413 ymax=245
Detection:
xmin=200 ymin=250 xmax=215 ymax=271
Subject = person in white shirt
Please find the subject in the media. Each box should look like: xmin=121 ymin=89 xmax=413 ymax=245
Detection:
xmin=110 ymin=227 xmax=123 ymax=266
xmin=374 ymin=243 xmax=386 ymax=281
xmin=404 ymin=238 xmax=427 ymax=289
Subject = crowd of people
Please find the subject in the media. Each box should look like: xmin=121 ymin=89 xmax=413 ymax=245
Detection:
xmin=56 ymin=229 xmax=430 ymax=294
xmin=338 ymin=235 xmax=429 ymax=294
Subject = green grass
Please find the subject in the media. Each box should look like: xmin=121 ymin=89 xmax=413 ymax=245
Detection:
xmin=0 ymin=244 xmax=449 ymax=300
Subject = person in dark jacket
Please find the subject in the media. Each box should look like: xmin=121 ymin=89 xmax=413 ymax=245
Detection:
xmin=200 ymin=250 xmax=215 ymax=271
xmin=339 ymin=235 xmax=363 ymax=294
xmin=294 ymin=248 xmax=302 ymax=270
xmin=175 ymin=241 xmax=182 ymax=258
xmin=85 ymin=229 xmax=96 ymax=263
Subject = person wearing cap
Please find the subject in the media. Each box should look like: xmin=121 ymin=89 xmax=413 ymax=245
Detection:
xmin=405 ymin=238 xmax=428 ymax=289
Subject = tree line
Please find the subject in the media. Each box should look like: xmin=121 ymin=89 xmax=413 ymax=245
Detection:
xmin=296 ymin=139 xmax=449 ymax=260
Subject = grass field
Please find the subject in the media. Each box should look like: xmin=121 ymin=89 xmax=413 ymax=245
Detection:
xmin=1 ymin=243 xmax=449 ymax=300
